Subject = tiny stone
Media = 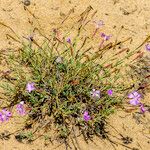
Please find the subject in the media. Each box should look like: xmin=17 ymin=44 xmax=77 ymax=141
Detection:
xmin=23 ymin=0 xmax=31 ymax=6
xmin=55 ymin=56 xmax=63 ymax=64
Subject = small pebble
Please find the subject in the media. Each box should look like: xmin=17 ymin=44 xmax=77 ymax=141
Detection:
xmin=23 ymin=0 xmax=31 ymax=6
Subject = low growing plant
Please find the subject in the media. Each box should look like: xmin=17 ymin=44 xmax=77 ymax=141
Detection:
xmin=0 ymin=7 xmax=149 ymax=147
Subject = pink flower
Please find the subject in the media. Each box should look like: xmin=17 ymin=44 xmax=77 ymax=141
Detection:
xmin=0 ymin=109 xmax=12 ymax=122
xmin=90 ymin=89 xmax=100 ymax=99
xmin=107 ymin=89 xmax=113 ymax=96
xmin=16 ymin=101 xmax=26 ymax=116
xmin=26 ymin=82 xmax=35 ymax=93
xmin=129 ymin=99 xmax=140 ymax=106
xmin=128 ymin=91 xmax=141 ymax=106
xmin=101 ymin=33 xmax=111 ymax=41
xmin=93 ymin=20 xmax=104 ymax=29
xmin=145 ymin=44 xmax=150 ymax=51
xmin=83 ymin=111 xmax=91 ymax=122
xmin=66 ymin=38 xmax=71 ymax=44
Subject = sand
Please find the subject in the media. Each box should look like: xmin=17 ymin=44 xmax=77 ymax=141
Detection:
xmin=0 ymin=0 xmax=150 ymax=149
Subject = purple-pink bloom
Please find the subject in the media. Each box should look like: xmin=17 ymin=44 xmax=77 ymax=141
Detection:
xmin=140 ymin=103 xmax=147 ymax=113
xmin=26 ymin=82 xmax=35 ymax=93
xmin=66 ymin=38 xmax=71 ymax=44
xmin=129 ymin=99 xmax=140 ymax=106
xmin=83 ymin=111 xmax=91 ymax=122
xmin=0 ymin=109 xmax=12 ymax=122
xmin=145 ymin=44 xmax=150 ymax=51
xmin=93 ymin=20 xmax=104 ymax=29
xmin=16 ymin=101 xmax=26 ymax=116
xmin=101 ymin=33 xmax=111 ymax=41
xmin=128 ymin=91 xmax=141 ymax=99
xmin=92 ymin=20 xmax=104 ymax=38
xmin=128 ymin=91 xmax=141 ymax=106
xmin=90 ymin=89 xmax=100 ymax=99
xmin=0 ymin=112 xmax=5 ymax=122
xmin=107 ymin=89 xmax=113 ymax=96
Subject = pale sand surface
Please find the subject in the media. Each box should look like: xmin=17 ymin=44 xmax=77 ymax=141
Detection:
xmin=0 ymin=0 xmax=150 ymax=150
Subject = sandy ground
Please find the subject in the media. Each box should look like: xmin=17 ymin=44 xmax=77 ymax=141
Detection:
xmin=0 ymin=0 xmax=150 ymax=150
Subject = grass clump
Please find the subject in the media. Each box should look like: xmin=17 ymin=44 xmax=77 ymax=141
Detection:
xmin=4 ymin=39 xmax=121 ymax=139
xmin=0 ymin=7 xmax=149 ymax=146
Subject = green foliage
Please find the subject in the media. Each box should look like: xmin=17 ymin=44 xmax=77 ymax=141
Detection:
xmin=15 ymin=131 xmax=33 ymax=143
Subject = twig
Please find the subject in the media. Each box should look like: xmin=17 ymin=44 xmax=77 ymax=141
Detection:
xmin=61 ymin=8 xmax=74 ymax=24
xmin=0 ymin=22 xmax=20 ymax=40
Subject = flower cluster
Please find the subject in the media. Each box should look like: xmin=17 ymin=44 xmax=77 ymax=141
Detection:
xmin=0 ymin=82 xmax=33 ymax=123
xmin=0 ymin=101 xmax=27 ymax=123
xmin=83 ymin=89 xmax=148 ymax=122
xmin=1 ymin=80 xmax=148 ymax=125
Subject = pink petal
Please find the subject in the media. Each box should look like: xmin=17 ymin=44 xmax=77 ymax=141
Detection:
xmin=133 ymin=91 xmax=140 ymax=97
xmin=140 ymin=104 xmax=147 ymax=113
xmin=84 ymin=111 xmax=88 ymax=116
xmin=128 ymin=93 xmax=134 ymax=99
xmin=129 ymin=99 xmax=140 ymax=106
